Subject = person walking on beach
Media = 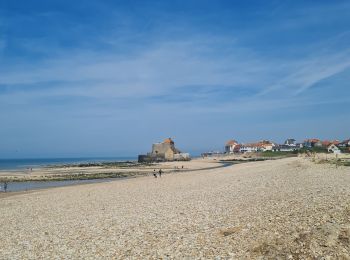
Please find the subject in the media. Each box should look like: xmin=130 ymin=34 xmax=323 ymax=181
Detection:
xmin=3 ymin=182 xmax=8 ymax=193
xmin=158 ymin=169 xmax=162 ymax=178
xmin=153 ymin=169 xmax=157 ymax=178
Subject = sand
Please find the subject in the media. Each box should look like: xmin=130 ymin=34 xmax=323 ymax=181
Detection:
xmin=0 ymin=159 xmax=219 ymax=182
xmin=1 ymin=157 xmax=350 ymax=259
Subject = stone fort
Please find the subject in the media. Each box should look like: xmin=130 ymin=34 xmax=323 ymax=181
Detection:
xmin=138 ymin=138 xmax=190 ymax=162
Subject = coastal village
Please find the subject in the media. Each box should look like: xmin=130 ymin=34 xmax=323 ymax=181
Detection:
xmin=137 ymin=137 xmax=350 ymax=163
xmin=215 ymin=137 xmax=350 ymax=156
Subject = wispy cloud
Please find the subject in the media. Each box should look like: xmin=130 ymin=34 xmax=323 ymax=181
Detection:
xmin=258 ymin=48 xmax=350 ymax=97
xmin=0 ymin=0 xmax=350 ymax=157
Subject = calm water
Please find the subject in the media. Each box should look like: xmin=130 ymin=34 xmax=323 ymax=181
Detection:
xmin=0 ymin=157 xmax=137 ymax=192
xmin=0 ymin=178 xmax=127 ymax=192
xmin=0 ymin=158 xmax=234 ymax=193
xmin=0 ymin=157 xmax=137 ymax=171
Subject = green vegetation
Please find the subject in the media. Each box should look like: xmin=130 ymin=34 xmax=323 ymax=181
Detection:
xmin=298 ymin=147 xmax=328 ymax=153
xmin=315 ymin=158 xmax=350 ymax=167
xmin=259 ymin=151 xmax=297 ymax=157
xmin=0 ymin=171 xmax=145 ymax=183
xmin=340 ymin=147 xmax=350 ymax=153
xmin=47 ymin=161 xmax=154 ymax=169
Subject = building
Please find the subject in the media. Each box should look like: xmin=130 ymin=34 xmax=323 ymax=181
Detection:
xmin=273 ymin=145 xmax=299 ymax=152
xmin=259 ymin=140 xmax=275 ymax=151
xmin=233 ymin=144 xmax=241 ymax=153
xmin=239 ymin=143 xmax=260 ymax=153
xmin=339 ymin=139 xmax=350 ymax=147
xmin=322 ymin=140 xmax=332 ymax=147
xmin=239 ymin=140 xmax=275 ymax=153
xmin=224 ymin=139 xmax=239 ymax=154
xmin=327 ymin=144 xmax=341 ymax=154
xmin=138 ymin=138 xmax=190 ymax=162
xmin=303 ymin=139 xmax=322 ymax=148
xmin=284 ymin=139 xmax=296 ymax=146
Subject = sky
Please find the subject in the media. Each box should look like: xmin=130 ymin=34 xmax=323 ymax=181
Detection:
xmin=0 ymin=0 xmax=349 ymax=158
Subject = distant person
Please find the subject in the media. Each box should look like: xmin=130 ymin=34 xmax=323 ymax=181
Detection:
xmin=181 ymin=165 xmax=184 ymax=169
xmin=158 ymin=169 xmax=162 ymax=178
xmin=4 ymin=182 xmax=8 ymax=193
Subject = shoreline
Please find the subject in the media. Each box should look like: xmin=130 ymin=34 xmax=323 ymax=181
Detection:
xmin=0 ymin=159 xmax=238 ymax=193
xmin=1 ymin=153 xmax=347 ymax=184
xmin=0 ymin=158 xmax=239 ymax=183
xmin=1 ymin=157 xmax=350 ymax=258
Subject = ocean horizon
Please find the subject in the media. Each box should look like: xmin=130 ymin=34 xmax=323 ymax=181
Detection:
xmin=0 ymin=157 xmax=137 ymax=171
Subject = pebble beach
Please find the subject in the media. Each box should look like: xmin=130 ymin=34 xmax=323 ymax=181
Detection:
xmin=1 ymin=157 xmax=350 ymax=259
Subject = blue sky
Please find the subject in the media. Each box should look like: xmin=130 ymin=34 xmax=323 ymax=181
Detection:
xmin=0 ymin=0 xmax=349 ymax=158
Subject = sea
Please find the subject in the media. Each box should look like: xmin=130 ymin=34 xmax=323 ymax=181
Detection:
xmin=0 ymin=157 xmax=137 ymax=171
xmin=0 ymin=157 xmax=137 ymax=192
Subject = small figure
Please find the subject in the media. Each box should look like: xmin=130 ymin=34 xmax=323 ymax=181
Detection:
xmin=181 ymin=165 xmax=184 ymax=169
xmin=158 ymin=169 xmax=162 ymax=178
xmin=4 ymin=182 xmax=8 ymax=193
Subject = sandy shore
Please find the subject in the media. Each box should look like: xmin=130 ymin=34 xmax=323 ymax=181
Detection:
xmin=0 ymin=158 xmax=220 ymax=182
xmin=1 ymin=157 xmax=350 ymax=258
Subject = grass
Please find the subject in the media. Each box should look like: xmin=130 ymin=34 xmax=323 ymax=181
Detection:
xmin=47 ymin=161 xmax=154 ymax=169
xmin=259 ymin=151 xmax=297 ymax=157
xmin=315 ymin=158 xmax=350 ymax=167
xmin=0 ymin=171 xmax=146 ymax=183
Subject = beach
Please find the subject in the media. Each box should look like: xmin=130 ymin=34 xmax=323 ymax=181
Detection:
xmin=0 ymin=158 xmax=221 ymax=183
xmin=1 ymin=157 xmax=350 ymax=259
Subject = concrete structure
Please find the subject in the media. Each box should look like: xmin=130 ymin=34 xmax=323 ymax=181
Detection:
xmin=138 ymin=138 xmax=190 ymax=162
xmin=328 ymin=144 xmax=341 ymax=154
xmin=239 ymin=143 xmax=261 ymax=153
xmin=239 ymin=140 xmax=275 ymax=153
xmin=303 ymin=139 xmax=322 ymax=148
xmin=284 ymin=139 xmax=296 ymax=146
xmin=273 ymin=145 xmax=299 ymax=152
xmin=339 ymin=139 xmax=350 ymax=147
xmin=224 ymin=140 xmax=239 ymax=154
xmin=259 ymin=140 xmax=275 ymax=151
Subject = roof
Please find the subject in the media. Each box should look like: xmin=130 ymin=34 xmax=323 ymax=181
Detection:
xmin=233 ymin=144 xmax=241 ymax=150
xmin=260 ymin=140 xmax=273 ymax=144
xmin=276 ymin=144 xmax=297 ymax=149
xmin=241 ymin=141 xmax=274 ymax=148
xmin=241 ymin=143 xmax=261 ymax=148
xmin=322 ymin=140 xmax=332 ymax=146
xmin=225 ymin=140 xmax=238 ymax=146
xmin=304 ymin=138 xmax=320 ymax=143
xmin=163 ymin=138 xmax=174 ymax=144
xmin=332 ymin=140 xmax=340 ymax=145
xmin=328 ymin=144 xmax=339 ymax=149
xmin=341 ymin=139 xmax=350 ymax=144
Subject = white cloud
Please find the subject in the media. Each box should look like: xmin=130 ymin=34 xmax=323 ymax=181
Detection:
xmin=0 ymin=36 xmax=270 ymax=99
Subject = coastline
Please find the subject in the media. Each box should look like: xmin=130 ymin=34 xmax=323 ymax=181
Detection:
xmin=1 ymin=157 xmax=350 ymax=258
xmin=0 ymin=158 xmax=238 ymax=192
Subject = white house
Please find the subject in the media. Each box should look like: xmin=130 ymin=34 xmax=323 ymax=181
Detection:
xmin=225 ymin=140 xmax=239 ymax=154
xmin=261 ymin=143 xmax=274 ymax=151
xmin=327 ymin=144 xmax=341 ymax=154
xmin=273 ymin=145 xmax=299 ymax=152
xmin=240 ymin=143 xmax=261 ymax=153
